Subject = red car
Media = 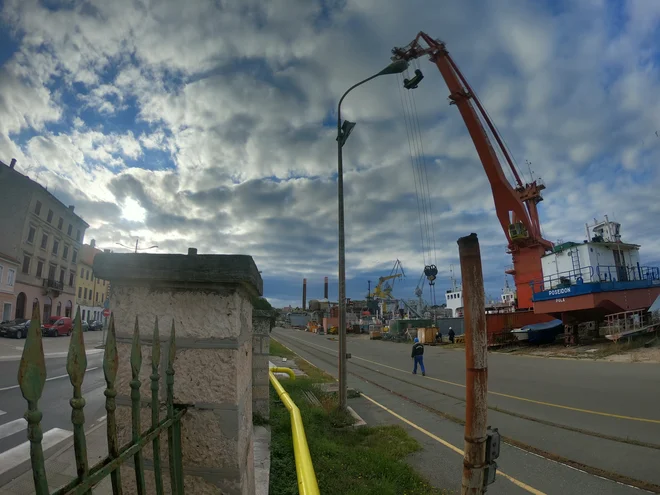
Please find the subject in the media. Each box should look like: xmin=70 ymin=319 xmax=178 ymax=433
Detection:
xmin=43 ymin=317 xmax=73 ymax=337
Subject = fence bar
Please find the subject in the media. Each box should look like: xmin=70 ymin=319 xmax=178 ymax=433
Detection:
xmin=53 ymin=411 xmax=186 ymax=495
xmin=130 ymin=317 xmax=147 ymax=494
xmin=151 ymin=318 xmax=164 ymax=495
xmin=166 ymin=320 xmax=183 ymax=493
xmin=18 ymin=305 xmax=50 ymax=495
xmin=104 ymin=314 xmax=123 ymax=495
xmin=67 ymin=307 xmax=90 ymax=494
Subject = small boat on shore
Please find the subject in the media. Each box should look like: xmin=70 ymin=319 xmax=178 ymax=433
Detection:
xmin=511 ymin=319 xmax=564 ymax=344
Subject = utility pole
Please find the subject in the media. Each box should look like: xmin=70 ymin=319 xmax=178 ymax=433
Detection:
xmin=458 ymin=233 xmax=498 ymax=494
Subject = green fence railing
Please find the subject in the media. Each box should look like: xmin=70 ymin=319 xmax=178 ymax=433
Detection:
xmin=18 ymin=304 xmax=186 ymax=494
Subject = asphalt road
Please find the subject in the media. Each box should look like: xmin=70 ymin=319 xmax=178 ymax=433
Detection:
xmin=272 ymin=327 xmax=660 ymax=495
xmin=0 ymin=331 xmax=107 ymax=486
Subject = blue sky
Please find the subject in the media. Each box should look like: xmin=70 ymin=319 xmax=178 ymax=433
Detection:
xmin=2 ymin=0 xmax=660 ymax=308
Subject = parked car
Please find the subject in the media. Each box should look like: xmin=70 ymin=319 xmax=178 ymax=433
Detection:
xmin=0 ymin=318 xmax=26 ymax=330
xmin=43 ymin=317 xmax=73 ymax=337
xmin=88 ymin=320 xmax=103 ymax=331
xmin=81 ymin=320 xmax=89 ymax=332
xmin=42 ymin=316 xmax=63 ymax=336
xmin=0 ymin=319 xmax=30 ymax=339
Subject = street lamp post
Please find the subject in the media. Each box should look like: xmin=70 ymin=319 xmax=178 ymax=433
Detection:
xmin=336 ymin=59 xmax=409 ymax=410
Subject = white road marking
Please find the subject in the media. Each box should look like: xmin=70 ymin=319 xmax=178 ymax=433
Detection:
xmin=0 ymin=428 xmax=73 ymax=476
xmin=0 ymin=366 xmax=101 ymax=392
xmin=0 ymin=349 xmax=104 ymax=362
xmin=0 ymin=418 xmax=27 ymax=440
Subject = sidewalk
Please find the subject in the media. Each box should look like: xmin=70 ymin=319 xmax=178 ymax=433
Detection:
xmin=0 ymin=421 xmax=111 ymax=495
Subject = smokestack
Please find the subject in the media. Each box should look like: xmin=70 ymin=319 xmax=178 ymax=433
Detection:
xmin=9 ymin=158 xmax=16 ymax=169
xmin=68 ymin=205 xmax=75 ymax=212
xmin=90 ymin=239 xmax=96 ymax=249
xmin=302 ymin=278 xmax=307 ymax=310
xmin=324 ymin=277 xmax=328 ymax=299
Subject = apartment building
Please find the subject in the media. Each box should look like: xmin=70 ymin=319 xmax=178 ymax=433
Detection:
xmin=0 ymin=252 xmax=19 ymax=321
xmin=0 ymin=158 xmax=89 ymax=321
xmin=76 ymin=239 xmax=110 ymax=322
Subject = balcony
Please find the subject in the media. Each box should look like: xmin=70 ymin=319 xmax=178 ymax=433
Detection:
xmin=43 ymin=278 xmax=64 ymax=294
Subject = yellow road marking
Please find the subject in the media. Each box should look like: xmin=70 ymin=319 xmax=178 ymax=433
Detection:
xmin=277 ymin=332 xmax=660 ymax=425
xmin=361 ymin=393 xmax=547 ymax=495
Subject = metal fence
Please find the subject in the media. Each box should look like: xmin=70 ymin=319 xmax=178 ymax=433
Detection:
xmin=18 ymin=304 xmax=186 ymax=494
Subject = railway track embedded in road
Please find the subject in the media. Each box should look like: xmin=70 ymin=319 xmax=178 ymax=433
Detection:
xmin=272 ymin=331 xmax=660 ymax=494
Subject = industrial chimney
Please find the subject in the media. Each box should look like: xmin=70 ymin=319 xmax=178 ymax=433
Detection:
xmin=302 ymin=278 xmax=307 ymax=310
xmin=9 ymin=158 xmax=16 ymax=169
xmin=324 ymin=277 xmax=328 ymax=299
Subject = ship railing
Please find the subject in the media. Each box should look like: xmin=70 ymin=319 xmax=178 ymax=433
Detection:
xmin=531 ymin=264 xmax=660 ymax=294
xmin=600 ymin=309 xmax=659 ymax=340
xmin=595 ymin=265 xmax=660 ymax=283
xmin=530 ymin=266 xmax=594 ymax=293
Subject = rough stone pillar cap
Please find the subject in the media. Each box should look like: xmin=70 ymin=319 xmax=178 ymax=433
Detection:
xmin=93 ymin=252 xmax=263 ymax=296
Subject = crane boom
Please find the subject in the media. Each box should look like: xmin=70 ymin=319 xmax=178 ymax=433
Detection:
xmin=392 ymin=32 xmax=554 ymax=309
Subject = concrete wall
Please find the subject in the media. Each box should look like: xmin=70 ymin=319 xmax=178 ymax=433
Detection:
xmin=95 ymin=249 xmax=262 ymax=495
xmin=252 ymin=310 xmax=271 ymax=419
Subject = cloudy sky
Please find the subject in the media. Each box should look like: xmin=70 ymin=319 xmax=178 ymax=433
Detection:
xmin=1 ymin=0 xmax=660 ymax=308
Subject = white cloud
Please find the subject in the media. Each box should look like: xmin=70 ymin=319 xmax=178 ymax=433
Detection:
xmin=2 ymin=0 xmax=660 ymax=307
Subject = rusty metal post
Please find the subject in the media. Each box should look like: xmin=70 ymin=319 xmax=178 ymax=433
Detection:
xmin=457 ymin=233 xmax=488 ymax=494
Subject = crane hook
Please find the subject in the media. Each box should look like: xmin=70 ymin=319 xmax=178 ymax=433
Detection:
xmin=424 ymin=264 xmax=438 ymax=286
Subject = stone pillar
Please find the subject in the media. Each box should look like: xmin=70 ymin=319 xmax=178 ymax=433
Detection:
xmin=252 ymin=310 xmax=272 ymax=419
xmin=94 ymin=249 xmax=262 ymax=495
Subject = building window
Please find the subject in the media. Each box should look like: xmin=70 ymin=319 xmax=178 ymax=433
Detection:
xmin=103 ymin=280 xmax=106 ymax=286
xmin=78 ymin=287 xmax=82 ymax=298
xmin=84 ymin=288 xmax=88 ymax=299
xmin=47 ymin=209 xmax=54 ymax=223
xmin=52 ymin=239 xmax=59 ymax=255
xmin=59 ymin=269 xmax=65 ymax=284
xmin=41 ymin=233 xmax=49 ymax=250
xmin=82 ymin=309 xmax=86 ymax=320
xmin=58 ymin=217 xmax=63 ymax=230
xmin=80 ymin=267 xmax=84 ymax=277
xmin=67 ymin=224 xmax=73 ymax=236
xmin=22 ymin=256 xmax=31 ymax=274
xmin=2 ymin=302 xmax=11 ymax=321
xmin=96 ymin=292 xmax=99 ymax=302
xmin=86 ymin=270 xmax=89 ymax=281
xmin=36 ymin=260 xmax=44 ymax=278
xmin=35 ymin=201 xmax=42 ymax=215
xmin=63 ymin=245 xmax=69 ymax=260
xmin=27 ymin=226 xmax=36 ymax=244
xmin=69 ymin=271 xmax=75 ymax=286
xmin=0 ymin=265 xmax=3 ymax=284
xmin=48 ymin=264 xmax=56 ymax=280
xmin=7 ymin=269 xmax=15 ymax=286
xmin=76 ymin=229 xmax=81 ymax=242
xmin=72 ymin=250 xmax=78 ymax=263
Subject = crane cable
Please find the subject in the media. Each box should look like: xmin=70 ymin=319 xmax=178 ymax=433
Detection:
xmin=397 ymin=61 xmax=439 ymax=304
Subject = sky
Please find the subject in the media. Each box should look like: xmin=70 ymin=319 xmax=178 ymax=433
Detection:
xmin=1 ymin=0 xmax=660 ymax=308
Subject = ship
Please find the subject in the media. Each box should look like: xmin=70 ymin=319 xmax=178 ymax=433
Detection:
xmin=530 ymin=216 xmax=660 ymax=343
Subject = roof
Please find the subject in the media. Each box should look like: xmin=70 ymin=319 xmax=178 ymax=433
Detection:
xmin=0 ymin=252 xmax=20 ymax=265
xmin=0 ymin=159 xmax=90 ymax=228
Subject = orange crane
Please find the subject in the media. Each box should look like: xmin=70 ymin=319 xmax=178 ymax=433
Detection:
xmin=392 ymin=32 xmax=553 ymax=310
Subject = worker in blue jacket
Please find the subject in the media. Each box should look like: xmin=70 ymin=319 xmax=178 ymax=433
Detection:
xmin=411 ymin=337 xmax=425 ymax=376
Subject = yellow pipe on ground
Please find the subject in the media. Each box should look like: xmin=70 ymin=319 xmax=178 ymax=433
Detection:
xmin=269 ymin=371 xmax=320 ymax=495
xmin=270 ymin=367 xmax=296 ymax=380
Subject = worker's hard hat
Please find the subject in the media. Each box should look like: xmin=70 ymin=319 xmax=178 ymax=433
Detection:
xmin=414 ymin=337 xmax=419 ymax=343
